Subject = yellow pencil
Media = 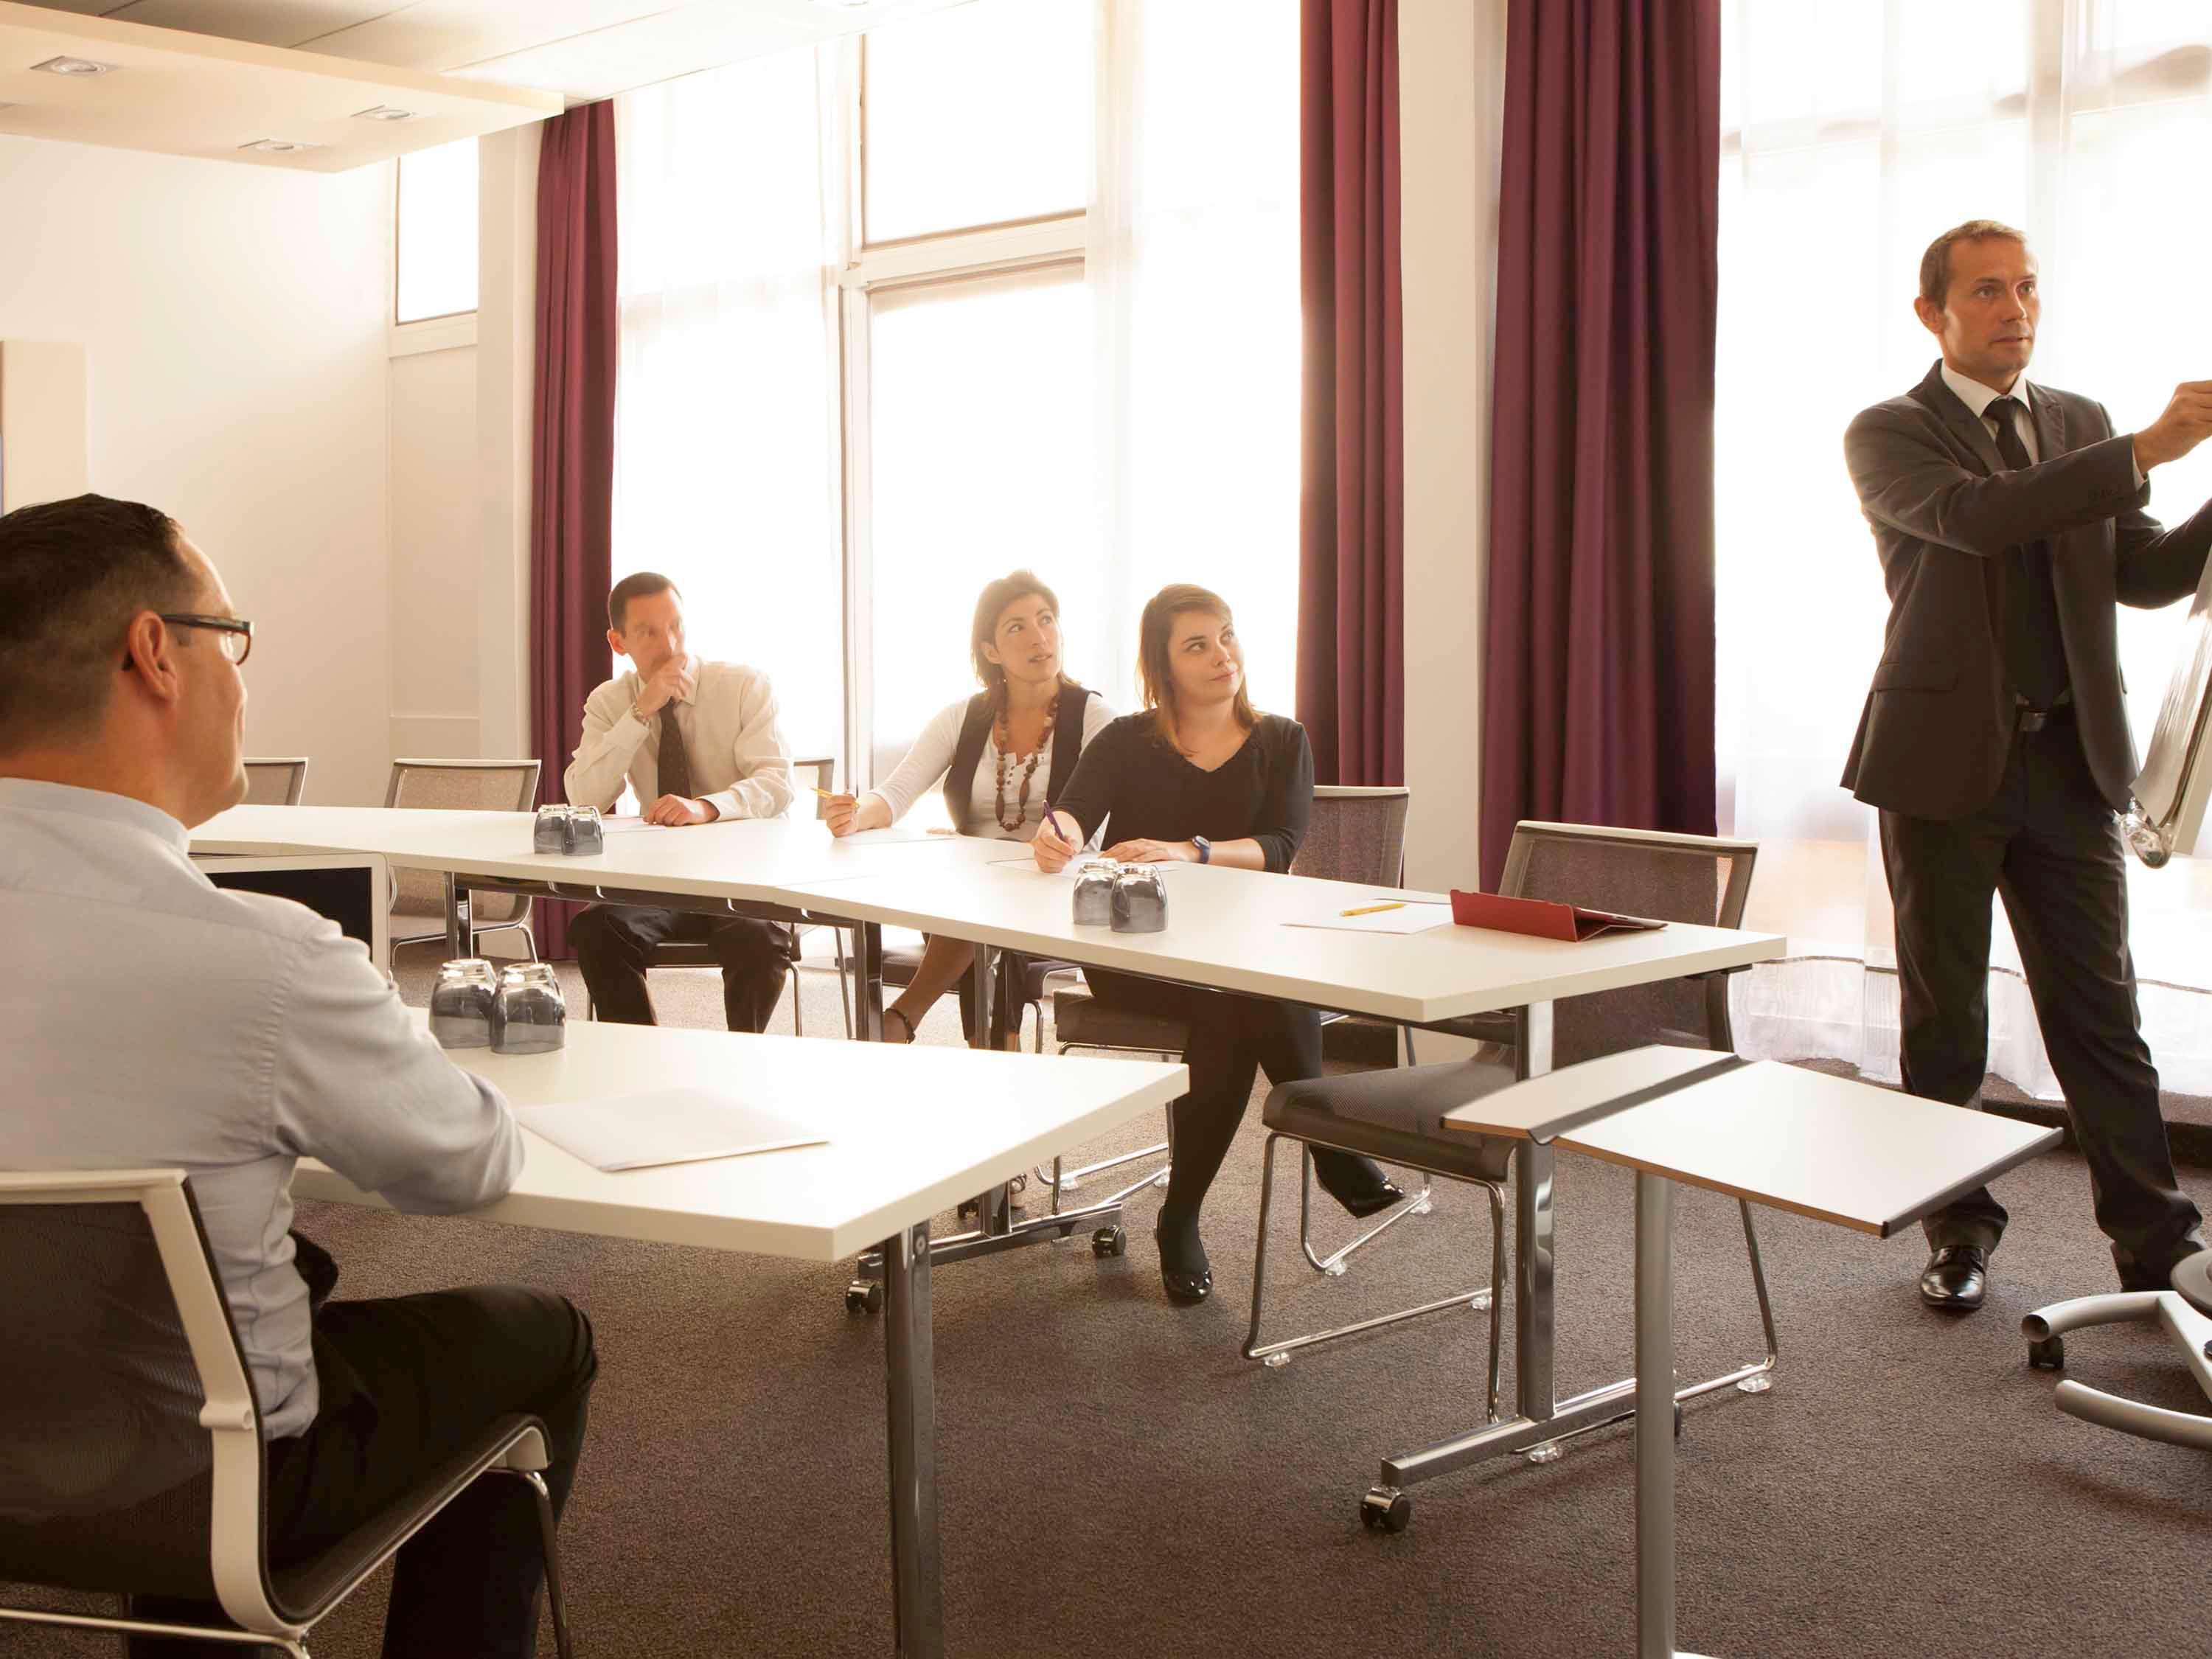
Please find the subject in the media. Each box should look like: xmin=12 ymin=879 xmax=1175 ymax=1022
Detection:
xmin=1340 ymin=901 xmax=1406 ymax=917
xmin=811 ymin=786 xmax=835 ymax=799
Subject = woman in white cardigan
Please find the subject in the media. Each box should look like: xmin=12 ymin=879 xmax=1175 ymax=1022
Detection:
xmin=826 ymin=571 xmax=1112 ymax=1044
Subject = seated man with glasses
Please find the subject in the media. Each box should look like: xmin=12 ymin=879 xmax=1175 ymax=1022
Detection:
xmin=0 ymin=493 xmax=596 ymax=1659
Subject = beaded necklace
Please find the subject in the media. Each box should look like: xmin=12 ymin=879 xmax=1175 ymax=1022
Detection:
xmin=992 ymin=694 xmax=1060 ymax=832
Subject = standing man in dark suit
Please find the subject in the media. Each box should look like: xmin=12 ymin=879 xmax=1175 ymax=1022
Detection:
xmin=1843 ymin=218 xmax=2212 ymax=1310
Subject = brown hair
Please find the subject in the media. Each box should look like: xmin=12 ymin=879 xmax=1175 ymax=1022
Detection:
xmin=608 ymin=571 xmax=681 ymax=633
xmin=970 ymin=569 xmax=1071 ymax=709
xmin=0 ymin=493 xmax=197 ymax=753
xmin=1919 ymin=218 xmax=2028 ymax=307
xmin=1137 ymin=582 xmax=1256 ymax=743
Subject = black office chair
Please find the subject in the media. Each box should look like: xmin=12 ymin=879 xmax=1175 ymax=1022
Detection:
xmin=0 ymin=1168 xmax=571 ymax=1658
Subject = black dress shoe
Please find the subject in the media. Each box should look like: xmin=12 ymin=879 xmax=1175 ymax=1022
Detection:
xmin=1153 ymin=1216 xmax=1213 ymax=1306
xmin=1338 ymin=1180 xmax=1408 ymax=1221
xmin=1919 ymin=1245 xmax=1988 ymax=1310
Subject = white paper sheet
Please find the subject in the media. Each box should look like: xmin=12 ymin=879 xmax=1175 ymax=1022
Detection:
xmin=518 ymin=1088 xmax=828 ymax=1172
xmin=596 ymin=815 xmax=655 ymax=835
xmin=1283 ymin=900 xmax=1453 ymax=936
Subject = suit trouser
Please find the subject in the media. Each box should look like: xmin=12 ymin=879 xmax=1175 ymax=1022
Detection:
xmin=131 ymin=1285 xmax=597 ymax=1658
xmin=1879 ymin=715 xmax=2201 ymax=1274
xmin=571 ymin=901 xmax=791 ymax=1034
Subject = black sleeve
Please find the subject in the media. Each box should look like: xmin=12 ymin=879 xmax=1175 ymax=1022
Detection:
xmin=1052 ymin=717 xmax=1130 ymax=844
xmin=1251 ymin=720 xmax=1314 ymax=874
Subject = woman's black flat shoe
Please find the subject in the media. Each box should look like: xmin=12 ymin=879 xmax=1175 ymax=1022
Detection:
xmin=1154 ymin=1218 xmax=1214 ymax=1305
xmin=1337 ymin=1180 xmax=1408 ymax=1221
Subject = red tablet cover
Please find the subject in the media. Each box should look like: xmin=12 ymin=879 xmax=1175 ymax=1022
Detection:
xmin=1449 ymin=889 xmax=1666 ymax=942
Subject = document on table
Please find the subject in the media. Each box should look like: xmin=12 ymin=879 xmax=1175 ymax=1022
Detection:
xmin=834 ymin=827 xmax=950 ymax=846
xmin=1284 ymin=900 xmax=1453 ymax=935
xmin=518 ymin=1088 xmax=828 ymax=1172
xmin=597 ymin=815 xmax=655 ymax=835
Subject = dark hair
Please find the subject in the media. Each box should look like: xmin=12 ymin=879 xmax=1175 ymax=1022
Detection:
xmin=1919 ymin=218 xmax=2028 ymax=307
xmin=970 ymin=570 xmax=1071 ymax=709
xmin=608 ymin=571 xmax=681 ymax=633
xmin=1136 ymin=582 xmax=1256 ymax=742
xmin=0 ymin=493 xmax=198 ymax=753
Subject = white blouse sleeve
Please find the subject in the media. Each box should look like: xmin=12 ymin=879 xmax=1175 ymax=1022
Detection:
xmin=865 ymin=698 xmax=970 ymax=824
xmin=1078 ymin=692 xmax=1115 ymax=751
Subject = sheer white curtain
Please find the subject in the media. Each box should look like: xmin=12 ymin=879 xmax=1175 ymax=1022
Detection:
xmin=1717 ymin=0 xmax=2212 ymax=1096
xmin=1089 ymin=0 xmax=1302 ymax=717
xmin=612 ymin=52 xmax=844 ymax=765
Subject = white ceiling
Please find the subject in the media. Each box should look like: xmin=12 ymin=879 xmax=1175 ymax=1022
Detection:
xmin=15 ymin=0 xmax=975 ymax=103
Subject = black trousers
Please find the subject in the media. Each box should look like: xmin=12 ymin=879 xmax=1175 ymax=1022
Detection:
xmin=1880 ymin=715 xmax=2201 ymax=1274
xmin=572 ymin=902 xmax=791 ymax=1033
xmin=949 ymin=945 xmax=1033 ymax=1046
xmin=133 ymin=1286 xmax=597 ymax=1658
xmin=1082 ymin=969 xmax=1385 ymax=1222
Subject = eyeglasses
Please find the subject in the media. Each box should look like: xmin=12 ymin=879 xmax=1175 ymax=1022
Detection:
xmin=159 ymin=613 xmax=254 ymax=665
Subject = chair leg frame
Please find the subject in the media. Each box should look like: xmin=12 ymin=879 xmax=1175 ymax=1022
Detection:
xmin=0 ymin=1607 xmax=308 ymax=1655
xmin=1295 ymin=1147 xmax=1436 ymax=1276
xmin=1034 ymin=1040 xmax=1180 ymax=1206
xmin=1244 ymin=1133 xmax=1506 ymax=1413
xmin=489 ymin=1465 xmax=575 ymax=1659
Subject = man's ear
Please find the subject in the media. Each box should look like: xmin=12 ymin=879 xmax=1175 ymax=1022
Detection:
xmin=120 ymin=612 xmax=183 ymax=706
xmin=605 ymin=627 xmax=626 ymax=662
xmin=1912 ymin=295 xmax=1946 ymax=340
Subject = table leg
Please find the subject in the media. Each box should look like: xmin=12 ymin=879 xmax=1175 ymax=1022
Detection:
xmin=1635 ymin=1170 xmax=1707 ymax=1658
xmin=853 ymin=922 xmax=885 ymax=1042
xmin=443 ymin=874 xmax=473 ymax=960
xmin=1514 ymin=1000 xmax=1557 ymax=1422
xmin=881 ymin=1221 xmax=944 ymax=1659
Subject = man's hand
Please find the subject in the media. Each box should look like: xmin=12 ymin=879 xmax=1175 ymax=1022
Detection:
xmin=644 ymin=794 xmax=716 ymax=827
xmin=636 ymin=654 xmax=698 ymax=720
xmin=1032 ymin=810 xmax=1080 ymax=873
xmin=1105 ymin=838 xmax=1197 ymax=865
xmin=2132 ymin=381 xmax=2212 ymax=472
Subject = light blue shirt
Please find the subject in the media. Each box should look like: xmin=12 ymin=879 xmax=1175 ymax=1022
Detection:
xmin=0 ymin=779 xmax=522 ymax=1437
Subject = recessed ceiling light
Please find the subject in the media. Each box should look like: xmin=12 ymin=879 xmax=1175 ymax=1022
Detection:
xmin=239 ymin=138 xmax=322 ymax=155
xmin=31 ymin=56 xmax=119 ymax=77
xmin=353 ymin=105 xmax=415 ymax=122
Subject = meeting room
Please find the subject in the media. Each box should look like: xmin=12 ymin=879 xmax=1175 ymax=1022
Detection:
xmin=7 ymin=2 xmax=2212 ymax=1656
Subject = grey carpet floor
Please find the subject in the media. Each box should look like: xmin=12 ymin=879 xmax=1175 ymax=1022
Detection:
xmin=11 ymin=947 xmax=2211 ymax=1658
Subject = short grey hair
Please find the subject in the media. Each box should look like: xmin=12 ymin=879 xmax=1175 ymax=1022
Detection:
xmin=1919 ymin=218 xmax=2028 ymax=307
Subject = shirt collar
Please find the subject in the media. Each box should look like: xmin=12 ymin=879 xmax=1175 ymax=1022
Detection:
xmin=1941 ymin=361 xmax=2033 ymax=423
xmin=0 ymin=777 xmax=190 ymax=853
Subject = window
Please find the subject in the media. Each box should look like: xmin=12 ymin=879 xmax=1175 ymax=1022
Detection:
xmin=394 ymin=139 xmax=479 ymax=324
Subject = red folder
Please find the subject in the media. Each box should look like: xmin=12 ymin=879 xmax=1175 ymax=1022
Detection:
xmin=1450 ymin=889 xmax=1667 ymax=943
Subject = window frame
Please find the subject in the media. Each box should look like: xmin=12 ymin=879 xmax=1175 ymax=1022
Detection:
xmin=391 ymin=139 xmax=482 ymax=347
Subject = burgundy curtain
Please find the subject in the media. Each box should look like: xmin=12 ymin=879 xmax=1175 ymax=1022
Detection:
xmin=1296 ymin=0 xmax=1404 ymax=787
xmin=1479 ymin=1 xmax=1720 ymax=889
xmin=529 ymin=101 xmax=619 ymax=961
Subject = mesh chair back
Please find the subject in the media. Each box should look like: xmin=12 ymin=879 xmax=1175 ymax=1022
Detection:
xmin=1290 ymin=787 xmax=1411 ymax=886
xmin=385 ymin=759 xmax=541 ymax=922
xmin=793 ymin=756 xmax=835 ymax=820
xmin=1502 ymin=823 xmax=1756 ymax=1065
xmin=0 ymin=1197 xmax=226 ymax=1599
xmin=240 ymin=759 xmax=308 ymax=806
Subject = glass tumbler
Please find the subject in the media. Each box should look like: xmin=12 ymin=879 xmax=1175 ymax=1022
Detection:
xmin=492 ymin=963 xmax=567 ymax=1054
xmin=428 ymin=959 xmax=499 ymax=1048
xmin=1110 ymin=865 xmax=1169 ymax=933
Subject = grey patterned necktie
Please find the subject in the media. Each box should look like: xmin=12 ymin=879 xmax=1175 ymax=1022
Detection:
xmin=656 ymin=703 xmax=694 ymax=801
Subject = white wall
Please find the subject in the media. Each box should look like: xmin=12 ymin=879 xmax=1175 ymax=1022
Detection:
xmin=1399 ymin=0 xmax=1507 ymax=892
xmin=388 ymin=339 xmax=483 ymax=757
xmin=0 ymin=134 xmax=392 ymax=805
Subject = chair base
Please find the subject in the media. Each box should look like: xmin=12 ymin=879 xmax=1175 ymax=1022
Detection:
xmin=2021 ymin=1272 xmax=2212 ymax=1451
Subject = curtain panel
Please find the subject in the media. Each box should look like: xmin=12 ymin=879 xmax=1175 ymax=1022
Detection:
xmin=1480 ymin=0 xmax=1722 ymax=889
xmin=1296 ymin=0 xmax=1404 ymax=787
xmin=529 ymin=100 xmax=620 ymax=961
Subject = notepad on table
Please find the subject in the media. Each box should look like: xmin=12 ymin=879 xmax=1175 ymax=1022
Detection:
xmin=518 ymin=1088 xmax=828 ymax=1172
xmin=1449 ymin=889 xmax=1666 ymax=943
xmin=1284 ymin=900 xmax=1453 ymax=935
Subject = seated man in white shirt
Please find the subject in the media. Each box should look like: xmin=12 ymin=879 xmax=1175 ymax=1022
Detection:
xmin=564 ymin=571 xmax=797 ymax=1032
xmin=0 ymin=494 xmax=595 ymax=1659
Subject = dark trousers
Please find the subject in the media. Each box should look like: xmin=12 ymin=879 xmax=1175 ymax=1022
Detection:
xmin=1082 ymin=969 xmax=1385 ymax=1222
xmin=1880 ymin=717 xmax=2201 ymax=1275
xmin=572 ymin=902 xmax=791 ymax=1034
xmin=133 ymin=1286 xmax=597 ymax=1658
xmin=950 ymin=946 xmax=1034 ymax=1047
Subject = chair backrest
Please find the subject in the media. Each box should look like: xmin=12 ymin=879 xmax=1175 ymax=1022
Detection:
xmin=240 ymin=758 xmax=308 ymax=807
xmin=0 ymin=1169 xmax=272 ymax=1624
xmin=1290 ymin=786 xmax=1411 ymax=887
xmin=384 ymin=759 xmax=542 ymax=921
xmin=1500 ymin=821 xmax=1759 ymax=1065
xmin=792 ymin=755 xmax=835 ymax=820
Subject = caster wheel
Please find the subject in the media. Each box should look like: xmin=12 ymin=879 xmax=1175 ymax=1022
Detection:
xmin=1009 ymin=1172 xmax=1028 ymax=1195
xmin=1092 ymin=1225 xmax=1127 ymax=1259
xmin=2028 ymin=1334 xmax=2065 ymax=1371
xmin=1360 ymin=1487 xmax=1411 ymax=1534
xmin=844 ymin=1281 xmax=883 ymax=1316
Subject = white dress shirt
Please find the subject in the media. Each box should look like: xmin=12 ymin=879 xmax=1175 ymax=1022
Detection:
xmin=1941 ymin=361 xmax=2144 ymax=487
xmin=0 ymin=779 xmax=522 ymax=1438
xmin=868 ymin=691 xmax=1114 ymax=840
xmin=564 ymin=658 xmax=794 ymax=822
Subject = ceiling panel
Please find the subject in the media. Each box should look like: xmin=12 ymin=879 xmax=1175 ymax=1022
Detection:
xmin=105 ymin=1 xmax=395 ymax=49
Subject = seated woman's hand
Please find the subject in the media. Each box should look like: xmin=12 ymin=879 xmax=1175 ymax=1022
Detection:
xmin=1032 ymin=810 xmax=1079 ymax=872
xmin=824 ymin=793 xmax=861 ymax=837
xmin=1105 ymin=838 xmax=1194 ymax=864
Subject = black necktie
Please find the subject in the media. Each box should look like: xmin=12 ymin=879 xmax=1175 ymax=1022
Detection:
xmin=1986 ymin=396 xmax=2069 ymax=709
xmin=657 ymin=704 xmax=694 ymax=801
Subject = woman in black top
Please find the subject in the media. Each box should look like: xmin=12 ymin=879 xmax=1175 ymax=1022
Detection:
xmin=1035 ymin=584 xmax=1398 ymax=1304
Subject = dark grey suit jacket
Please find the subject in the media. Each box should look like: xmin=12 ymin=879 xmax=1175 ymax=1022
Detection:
xmin=1840 ymin=359 xmax=2212 ymax=821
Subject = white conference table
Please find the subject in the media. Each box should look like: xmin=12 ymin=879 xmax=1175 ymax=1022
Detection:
xmin=293 ymin=1013 xmax=1184 ymax=1659
xmin=191 ymin=802 xmax=1792 ymax=1492
xmin=1443 ymin=1047 xmax=2062 ymax=1658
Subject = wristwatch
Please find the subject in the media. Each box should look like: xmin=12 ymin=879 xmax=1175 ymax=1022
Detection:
xmin=1192 ymin=835 xmax=1212 ymax=865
